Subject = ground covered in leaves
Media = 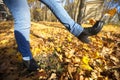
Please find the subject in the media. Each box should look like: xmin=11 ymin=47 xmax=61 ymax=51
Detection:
xmin=0 ymin=21 xmax=120 ymax=80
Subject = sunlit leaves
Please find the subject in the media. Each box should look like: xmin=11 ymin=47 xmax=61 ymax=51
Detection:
xmin=80 ymin=64 xmax=93 ymax=71
xmin=82 ymin=56 xmax=89 ymax=65
xmin=30 ymin=22 xmax=120 ymax=79
xmin=0 ymin=21 xmax=120 ymax=80
xmin=0 ymin=40 xmax=9 ymax=44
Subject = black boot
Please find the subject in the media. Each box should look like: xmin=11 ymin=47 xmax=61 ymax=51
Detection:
xmin=23 ymin=58 xmax=39 ymax=71
xmin=78 ymin=21 xmax=104 ymax=43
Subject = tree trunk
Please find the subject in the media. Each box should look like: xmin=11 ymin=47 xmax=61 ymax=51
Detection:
xmin=77 ymin=0 xmax=85 ymax=24
xmin=74 ymin=0 xmax=80 ymax=22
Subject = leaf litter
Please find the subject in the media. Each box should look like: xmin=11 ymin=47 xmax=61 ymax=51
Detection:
xmin=0 ymin=21 xmax=120 ymax=80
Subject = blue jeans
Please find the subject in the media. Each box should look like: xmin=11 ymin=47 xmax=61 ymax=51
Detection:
xmin=3 ymin=0 xmax=83 ymax=59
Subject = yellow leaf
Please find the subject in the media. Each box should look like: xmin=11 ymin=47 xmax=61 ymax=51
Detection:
xmin=82 ymin=56 xmax=90 ymax=65
xmin=59 ymin=54 xmax=63 ymax=62
xmin=0 ymin=40 xmax=9 ymax=44
xmin=32 ymin=47 xmax=41 ymax=56
xmin=72 ymin=57 xmax=81 ymax=63
xmin=36 ymin=8 xmax=41 ymax=12
xmin=56 ymin=47 xmax=61 ymax=52
xmin=83 ymin=44 xmax=91 ymax=50
xmin=55 ymin=52 xmax=63 ymax=61
xmin=81 ymin=64 xmax=93 ymax=71
xmin=64 ymin=58 xmax=71 ymax=63
xmin=67 ymin=37 xmax=72 ymax=42
xmin=94 ymin=52 xmax=100 ymax=58
xmin=91 ymin=37 xmax=96 ymax=42
xmin=65 ymin=50 xmax=75 ymax=58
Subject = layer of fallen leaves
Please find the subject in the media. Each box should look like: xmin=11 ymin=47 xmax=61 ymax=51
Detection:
xmin=0 ymin=21 xmax=120 ymax=80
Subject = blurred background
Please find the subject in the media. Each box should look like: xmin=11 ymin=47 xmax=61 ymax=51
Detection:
xmin=0 ymin=0 xmax=120 ymax=25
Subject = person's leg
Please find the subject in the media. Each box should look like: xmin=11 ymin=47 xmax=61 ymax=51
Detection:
xmin=40 ymin=0 xmax=104 ymax=43
xmin=3 ymin=0 xmax=38 ymax=71
xmin=40 ymin=0 xmax=83 ymax=37
xmin=3 ymin=0 xmax=32 ymax=59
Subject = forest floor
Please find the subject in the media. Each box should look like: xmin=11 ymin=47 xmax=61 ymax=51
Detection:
xmin=0 ymin=21 xmax=120 ymax=80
